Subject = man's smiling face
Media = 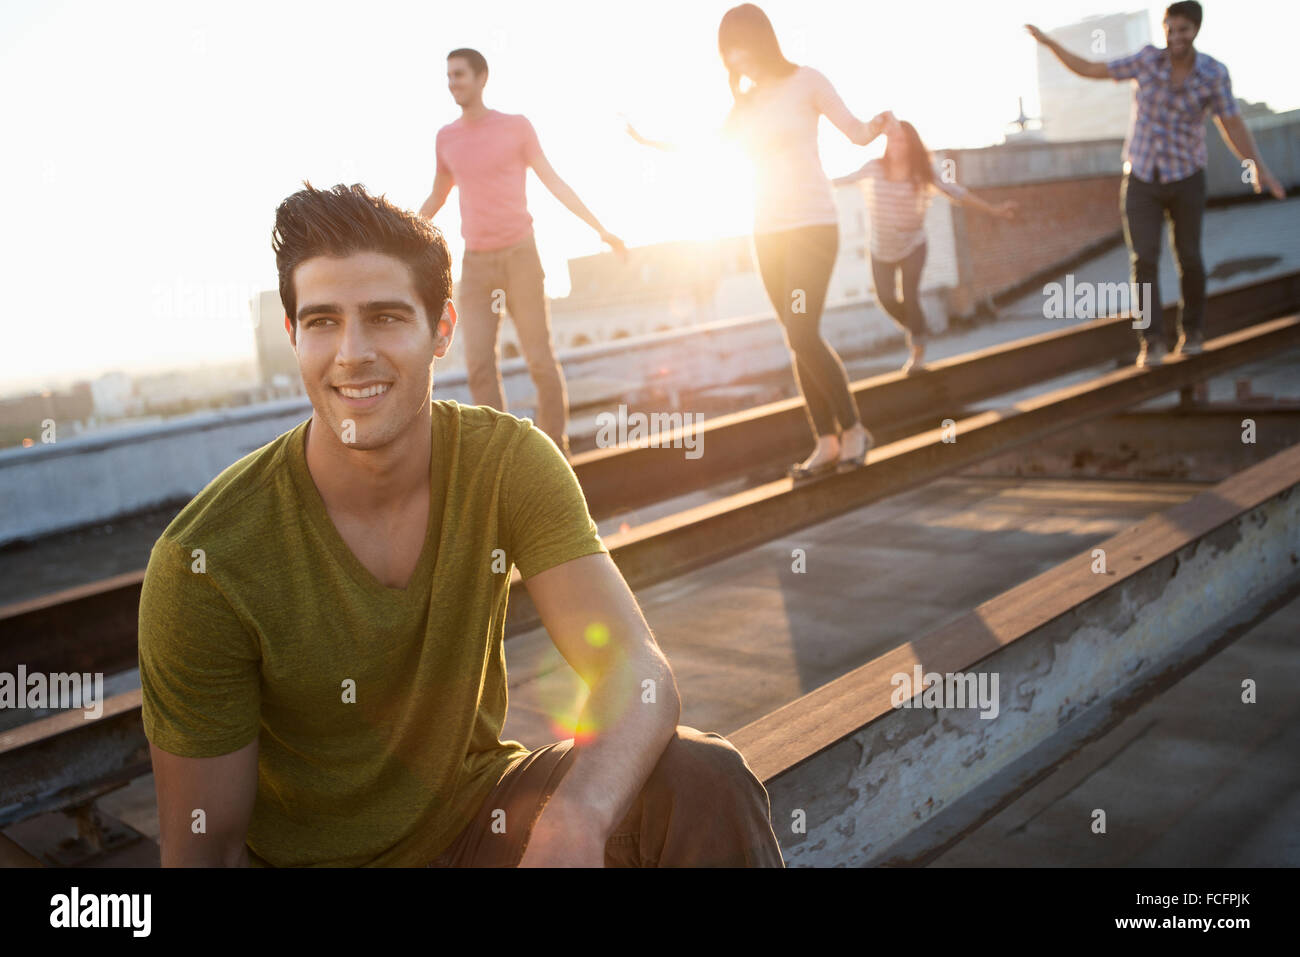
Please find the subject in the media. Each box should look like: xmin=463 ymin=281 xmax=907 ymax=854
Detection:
xmin=287 ymin=249 xmax=453 ymax=451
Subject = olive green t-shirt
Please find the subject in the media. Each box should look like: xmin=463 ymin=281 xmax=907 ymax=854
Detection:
xmin=137 ymin=401 xmax=608 ymax=867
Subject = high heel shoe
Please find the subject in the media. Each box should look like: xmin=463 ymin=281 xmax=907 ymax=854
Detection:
xmin=789 ymin=459 xmax=839 ymax=481
xmin=837 ymin=429 xmax=875 ymax=471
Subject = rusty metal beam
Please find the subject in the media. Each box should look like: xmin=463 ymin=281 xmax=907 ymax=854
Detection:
xmin=555 ymin=314 xmax=1300 ymax=603
xmin=2 ymin=316 xmax=1296 ymax=829
xmin=732 ymin=441 xmax=1300 ymax=866
xmin=570 ymin=270 xmax=1300 ymax=516
xmin=0 ymin=689 xmax=149 ymax=828
xmin=4 ymin=274 xmax=1296 ymax=669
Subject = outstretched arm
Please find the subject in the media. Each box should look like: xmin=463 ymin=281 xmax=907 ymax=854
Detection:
xmin=531 ymin=150 xmax=629 ymax=261
xmin=1214 ymin=115 xmax=1286 ymax=200
xmin=625 ymin=119 xmax=679 ymax=153
xmin=939 ymin=180 xmax=1018 ymax=219
xmin=812 ymin=69 xmax=892 ymax=146
xmin=946 ymin=184 xmax=1013 ymax=218
xmin=1025 ymin=23 xmax=1109 ymax=79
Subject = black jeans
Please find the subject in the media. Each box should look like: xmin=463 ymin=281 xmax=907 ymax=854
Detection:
xmin=1120 ymin=168 xmax=1207 ymax=343
xmin=753 ymin=224 xmax=861 ymax=438
xmin=871 ymin=241 xmax=928 ymax=341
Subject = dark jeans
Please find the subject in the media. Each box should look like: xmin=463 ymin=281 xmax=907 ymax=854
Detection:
xmin=753 ymin=224 xmax=861 ymax=438
xmin=427 ymin=726 xmax=785 ymax=867
xmin=871 ymin=241 xmax=928 ymax=341
xmin=1120 ymin=168 xmax=1207 ymax=344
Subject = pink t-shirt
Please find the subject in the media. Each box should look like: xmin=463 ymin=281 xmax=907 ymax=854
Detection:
xmin=436 ymin=110 xmax=543 ymax=252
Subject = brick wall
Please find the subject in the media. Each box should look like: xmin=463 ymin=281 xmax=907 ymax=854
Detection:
xmin=950 ymin=174 xmax=1123 ymax=315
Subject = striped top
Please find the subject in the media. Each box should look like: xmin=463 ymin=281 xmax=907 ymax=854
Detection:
xmin=855 ymin=159 xmax=968 ymax=262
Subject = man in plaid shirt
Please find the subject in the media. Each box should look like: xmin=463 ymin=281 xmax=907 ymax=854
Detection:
xmin=1028 ymin=2 xmax=1286 ymax=367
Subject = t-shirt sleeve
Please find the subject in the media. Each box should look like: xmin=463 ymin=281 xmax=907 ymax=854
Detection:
xmin=502 ymin=422 xmax=608 ymax=580
xmin=1107 ymin=43 xmax=1151 ymax=80
xmin=137 ymin=536 xmax=262 ymax=758
xmin=1209 ymin=64 xmax=1240 ymax=119
xmin=519 ymin=116 xmax=544 ymax=166
xmin=809 ymin=67 xmax=862 ymax=141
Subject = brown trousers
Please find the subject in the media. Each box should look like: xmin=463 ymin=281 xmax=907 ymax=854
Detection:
xmin=457 ymin=233 xmax=570 ymax=457
xmin=428 ymin=726 xmax=786 ymax=867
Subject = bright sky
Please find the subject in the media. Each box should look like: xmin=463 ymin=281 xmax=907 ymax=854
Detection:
xmin=3 ymin=0 xmax=1296 ymax=392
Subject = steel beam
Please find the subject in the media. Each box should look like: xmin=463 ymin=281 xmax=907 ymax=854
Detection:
xmin=5 ymin=275 xmax=1296 ymax=668
xmin=732 ymin=441 xmax=1300 ymax=866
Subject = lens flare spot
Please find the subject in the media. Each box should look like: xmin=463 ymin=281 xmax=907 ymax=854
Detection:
xmin=584 ymin=622 xmax=610 ymax=647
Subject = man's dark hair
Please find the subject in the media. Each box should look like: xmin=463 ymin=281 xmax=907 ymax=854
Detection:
xmin=271 ymin=181 xmax=452 ymax=336
xmin=1165 ymin=1 xmax=1202 ymax=29
xmin=447 ymin=48 xmax=488 ymax=77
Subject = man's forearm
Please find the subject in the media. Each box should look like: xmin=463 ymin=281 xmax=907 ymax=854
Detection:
xmin=1219 ymin=115 xmax=1263 ymax=164
xmin=547 ymin=178 xmax=606 ymax=235
xmin=1042 ymin=36 xmax=1101 ymax=78
xmin=417 ymin=193 xmax=442 ymax=221
xmin=541 ymin=648 xmax=680 ymax=836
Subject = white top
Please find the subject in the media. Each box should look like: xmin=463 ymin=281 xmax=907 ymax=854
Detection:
xmin=724 ymin=66 xmax=865 ymax=235
xmin=856 ymin=159 xmax=968 ymax=262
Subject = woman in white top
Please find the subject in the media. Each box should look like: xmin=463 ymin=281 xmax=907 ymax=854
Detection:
xmin=834 ymin=118 xmax=1017 ymax=373
xmin=629 ymin=4 xmax=891 ymax=479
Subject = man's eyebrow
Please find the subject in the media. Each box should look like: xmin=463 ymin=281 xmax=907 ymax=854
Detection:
xmin=297 ymin=300 xmax=417 ymax=320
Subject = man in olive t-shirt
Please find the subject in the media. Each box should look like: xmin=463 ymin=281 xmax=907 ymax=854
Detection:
xmin=140 ymin=182 xmax=783 ymax=868
xmin=139 ymin=402 xmax=600 ymax=866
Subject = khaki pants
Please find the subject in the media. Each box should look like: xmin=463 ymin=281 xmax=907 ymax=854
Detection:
xmin=428 ymin=726 xmax=786 ymax=867
xmin=457 ymin=234 xmax=569 ymax=456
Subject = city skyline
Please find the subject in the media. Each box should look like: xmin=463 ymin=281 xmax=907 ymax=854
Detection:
xmin=3 ymin=0 xmax=1297 ymax=392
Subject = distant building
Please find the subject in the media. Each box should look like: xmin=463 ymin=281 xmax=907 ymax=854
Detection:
xmin=251 ymin=290 xmax=302 ymax=391
xmin=1037 ymin=11 xmax=1151 ymax=142
xmin=90 ymin=371 xmax=135 ymax=419
xmin=537 ymin=189 xmax=877 ymax=352
xmin=0 ymin=383 xmax=93 ymax=446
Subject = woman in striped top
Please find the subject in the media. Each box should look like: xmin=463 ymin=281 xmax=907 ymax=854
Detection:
xmin=834 ymin=118 xmax=1017 ymax=373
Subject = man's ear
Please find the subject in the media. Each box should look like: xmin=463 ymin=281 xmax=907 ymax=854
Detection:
xmin=284 ymin=313 xmax=296 ymax=349
xmin=434 ymin=299 xmax=457 ymax=357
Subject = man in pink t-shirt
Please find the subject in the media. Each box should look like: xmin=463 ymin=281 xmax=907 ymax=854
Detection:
xmin=418 ymin=48 xmax=627 ymax=458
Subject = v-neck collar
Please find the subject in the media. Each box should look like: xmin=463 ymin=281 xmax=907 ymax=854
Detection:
xmin=1160 ymin=47 xmax=1203 ymax=87
xmin=286 ymin=416 xmax=440 ymax=600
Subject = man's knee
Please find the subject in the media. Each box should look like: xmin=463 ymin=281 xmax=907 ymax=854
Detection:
xmin=650 ymin=726 xmax=762 ymax=799
xmin=522 ymin=346 xmax=563 ymax=384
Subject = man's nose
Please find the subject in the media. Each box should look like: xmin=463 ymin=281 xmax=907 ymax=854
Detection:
xmin=336 ymin=317 xmax=376 ymax=364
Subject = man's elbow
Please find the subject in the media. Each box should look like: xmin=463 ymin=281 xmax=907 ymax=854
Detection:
xmin=647 ymin=651 xmax=681 ymax=725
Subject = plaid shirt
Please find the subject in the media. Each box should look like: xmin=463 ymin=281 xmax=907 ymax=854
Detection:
xmin=1107 ymin=44 xmax=1240 ymax=183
